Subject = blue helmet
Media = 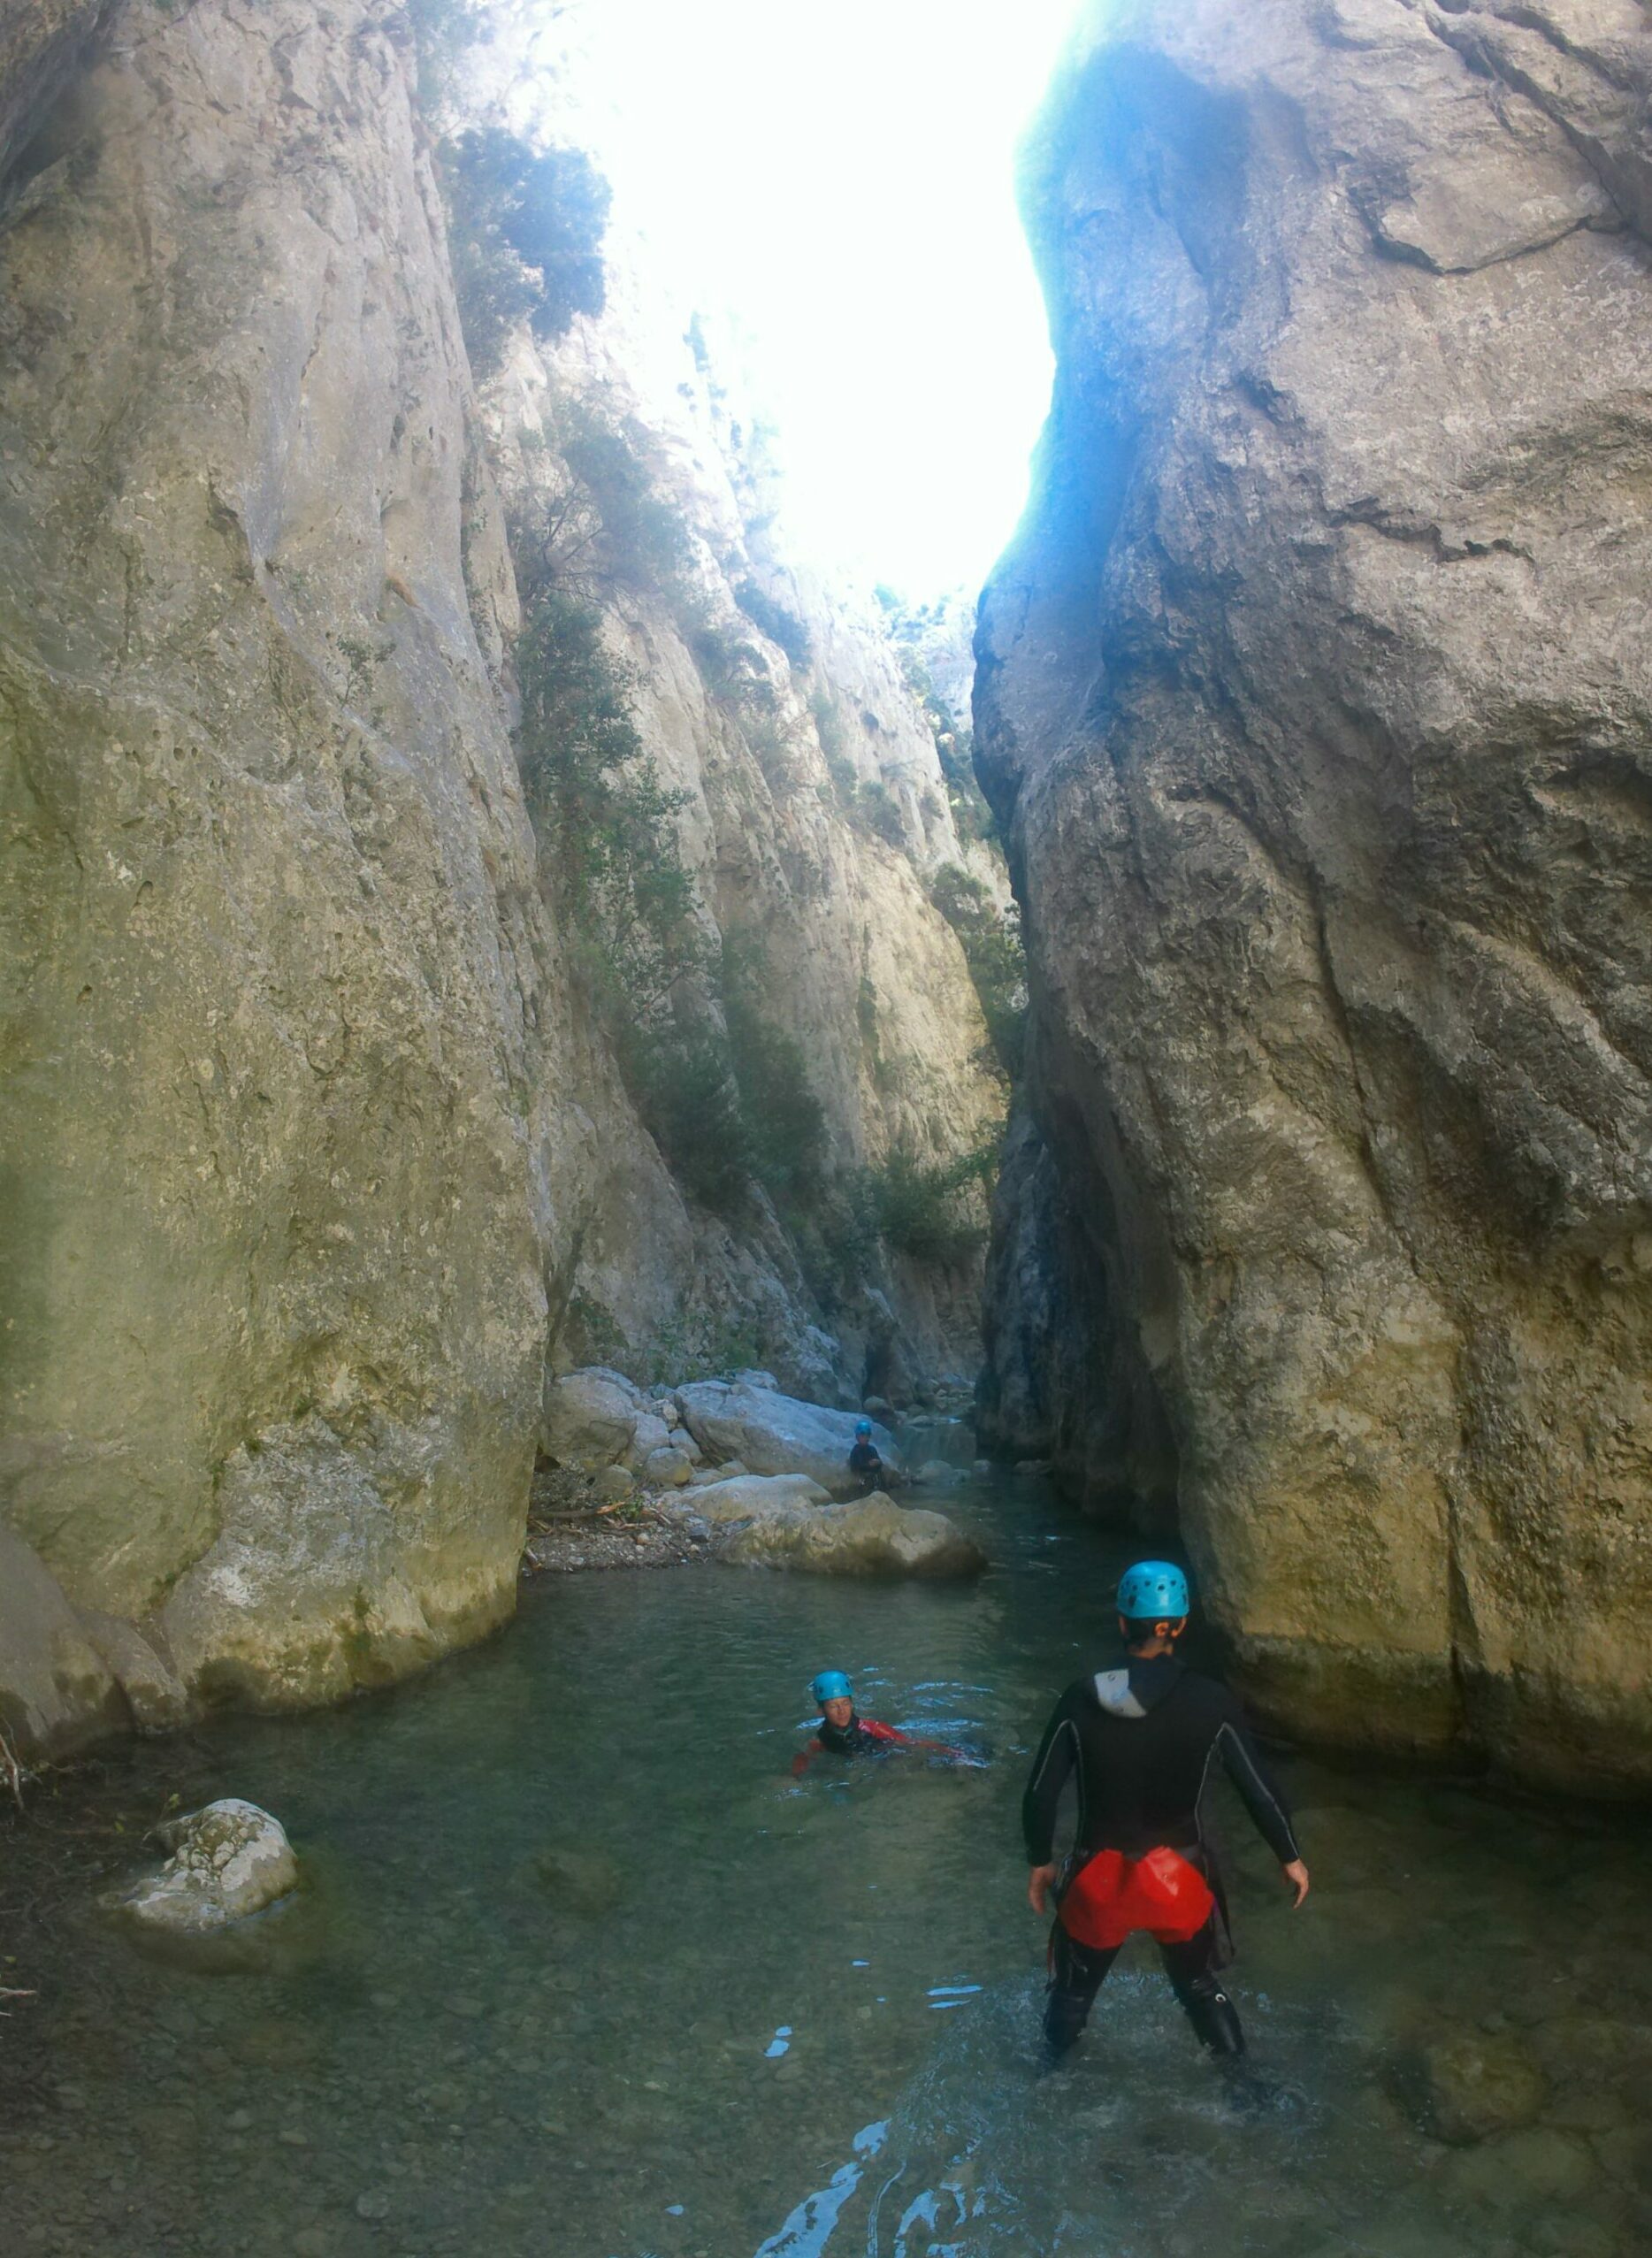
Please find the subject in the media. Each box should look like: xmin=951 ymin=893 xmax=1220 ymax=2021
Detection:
xmin=812 ymin=1670 xmax=853 ymax=1705
xmin=854 ymin=1419 xmax=873 ymax=1436
xmin=1116 ymin=1559 xmax=1190 ymax=1620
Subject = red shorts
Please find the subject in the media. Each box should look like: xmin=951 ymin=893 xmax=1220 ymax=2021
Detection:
xmin=1058 ymin=1846 xmax=1215 ymax=1950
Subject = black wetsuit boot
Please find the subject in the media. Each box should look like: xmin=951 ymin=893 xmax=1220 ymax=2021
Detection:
xmin=1161 ymin=1925 xmax=1245 ymax=2057
xmin=1042 ymin=1927 xmax=1121 ymax=2061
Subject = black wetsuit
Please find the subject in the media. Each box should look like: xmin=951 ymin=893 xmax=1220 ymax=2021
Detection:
xmin=847 ymin=1440 xmax=884 ymax=1496
xmin=1021 ymin=1654 xmax=1301 ymax=2057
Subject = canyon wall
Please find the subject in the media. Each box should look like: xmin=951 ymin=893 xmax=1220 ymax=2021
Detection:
xmin=978 ymin=0 xmax=1652 ymax=1791
xmin=0 ymin=0 xmax=1001 ymax=1757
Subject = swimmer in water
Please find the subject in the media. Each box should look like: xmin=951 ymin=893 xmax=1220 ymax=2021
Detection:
xmin=791 ymin=1670 xmax=978 ymax=1776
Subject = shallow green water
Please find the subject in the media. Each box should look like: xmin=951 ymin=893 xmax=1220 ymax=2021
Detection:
xmin=4 ymin=1476 xmax=1650 ymax=2258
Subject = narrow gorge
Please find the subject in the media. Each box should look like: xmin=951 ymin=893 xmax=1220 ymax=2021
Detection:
xmin=4 ymin=4 xmax=1652 ymax=2253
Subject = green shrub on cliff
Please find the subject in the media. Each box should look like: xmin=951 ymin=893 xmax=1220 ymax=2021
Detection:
xmin=733 ymin=578 xmax=812 ymax=669
xmin=867 ymin=1141 xmax=994 ymax=1266
xmin=623 ymin=1024 xmax=752 ymax=1211
xmin=514 ymin=586 xmax=700 ymax=1015
xmin=443 ymin=128 xmax=609 ymax=377
xmin=929 ymin=863 xmax=1026 ymax=1083
xmin=723 ymin=945 xmax=826 ymax=1199
xmin=560 ymin=409 xmax=693 ymax=595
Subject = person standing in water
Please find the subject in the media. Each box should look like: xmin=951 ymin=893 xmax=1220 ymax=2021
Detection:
xmin=1021 ymin=1561 xmax=1310 ymax=2061
xmin=792 ymin=1670 xmax=975 ymax=1776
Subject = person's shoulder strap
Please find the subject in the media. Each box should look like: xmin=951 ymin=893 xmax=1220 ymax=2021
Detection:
xmin=1090 ymin=1666 xmax=1148 ymax=1718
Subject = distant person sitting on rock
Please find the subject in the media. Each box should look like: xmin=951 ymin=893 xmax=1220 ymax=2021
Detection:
xmin=791 ymin=1670 xmax=975 ymax=1776
xmin=848 ymin=1419 xmax=887 ymax=1496
xmin=1023 ymin=1560 xmax=1310 ymax=2065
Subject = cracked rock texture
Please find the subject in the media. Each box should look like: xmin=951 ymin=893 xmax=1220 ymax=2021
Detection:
xmin=0 ymin=0 xmax=1001 ymax=1752
xmin=977 ymin=0 xmax=1652 ymax=1790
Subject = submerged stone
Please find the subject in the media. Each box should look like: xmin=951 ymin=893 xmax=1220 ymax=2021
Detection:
xmin=1403 ymin=2032 xmax=1549 ymax=2145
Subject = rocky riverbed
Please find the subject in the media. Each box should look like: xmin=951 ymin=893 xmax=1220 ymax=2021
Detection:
xmin=4 ymin=1473 xmax=1649 ymax=2258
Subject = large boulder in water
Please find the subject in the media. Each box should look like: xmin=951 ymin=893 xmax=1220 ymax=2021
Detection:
xmin=109 ymin=1799 xmax=299 ymax=1934
xmin=675 ymin=1381 xmax=899 ymax=1497
xmin=716 ymin=1492 xmax=985 ymax=1579
xmin=692 ymin=1473 xmax=833 ymax=1524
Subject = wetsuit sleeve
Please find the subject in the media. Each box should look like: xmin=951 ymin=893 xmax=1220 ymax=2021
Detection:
xmin=1021 ymin=1684 xmax=1086 ymax=1865
xmin=1212 ymin=1704 xmax=1301 ymax=1864
xmin=790 ymin=1737 xmax=825 ymax=1779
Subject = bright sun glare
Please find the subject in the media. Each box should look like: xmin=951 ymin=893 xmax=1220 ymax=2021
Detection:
xmin=569 ymin=0 xmax=1085 ymax=601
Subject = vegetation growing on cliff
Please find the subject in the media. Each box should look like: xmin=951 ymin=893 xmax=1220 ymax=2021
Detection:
xmin=442 ymin=127 xmax=610 ymax=377
xmin=868 ymin=1141 xmax=995 ymax=1266
xmin=515 ymin=398 xmax=695 ymax=604
xmin=733 ymin=578 xmax=811 ymax=669
xmin=929 ymin=864 xmax=1026 ymax=1083
xmin=515 ymin=586 xmax=700 ymax=1017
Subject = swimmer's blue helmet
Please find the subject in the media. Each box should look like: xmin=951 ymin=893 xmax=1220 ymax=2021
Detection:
xmin=1117 ymin=1560 xmax=1190 ymax=1619
xmin=854 ymin=1418 xmax=872 ymax=1436
xmin=812 ymin=1670 xmax=853 ymax=1705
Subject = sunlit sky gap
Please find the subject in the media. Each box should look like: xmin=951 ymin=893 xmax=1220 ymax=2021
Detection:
xmin=564 ymin=0 xmax=1086 ymax=601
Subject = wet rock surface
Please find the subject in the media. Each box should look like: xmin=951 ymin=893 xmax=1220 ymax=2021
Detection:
xmin=715 ymin=1491 xmax=988 ymax=1578
xmin=108 ymin=1800 xmax=298 ymax=1934
xmin=978 ymin=0 xmax=1652 ymax=1787
xmin=1405 ymin=2030 xmax=1549 ymax=2146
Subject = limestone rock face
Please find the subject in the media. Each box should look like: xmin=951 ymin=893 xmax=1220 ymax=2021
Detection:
xmin=110 ymin=1799 xmax=298 ymax=1933
xmin=0 ymin=0 xmax=547 ymax=1710
xmin=0 ymin=1524 xmax=125 ymax=1760
xmin=978 ymin=0 xmax=1652 ymax=1787
xmin=0 ymin=0 xmax=1003 ymax=1734
xmin=0 ymin=0 xmax=103 ymax=168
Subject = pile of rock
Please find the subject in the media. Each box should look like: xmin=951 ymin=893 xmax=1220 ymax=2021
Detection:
xmin=533 ymin=1367 xmax=984 ymax=1580
xmin=540 ymin=1366 xmax=902 ymax=1501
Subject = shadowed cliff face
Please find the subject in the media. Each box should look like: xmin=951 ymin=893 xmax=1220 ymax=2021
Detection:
xmin=0 ymin=0 xmax=1002 ymax=1753
xmin=978 ymin=0 xmax=1652 ymax=1791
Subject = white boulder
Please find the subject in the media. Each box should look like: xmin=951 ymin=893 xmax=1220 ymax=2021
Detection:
xmin=691 ymin=1474 xmax=833 ymax=1524
xmin=542 ymin=1370 xmax=639 ymax=1468
xmin=110 ymin=1799 xmax=298 ymax=1933
xmin=644 ymin=1447 xmax=694 ymax=1489
xmin=625 ymin=1411 xmax=674 ymax=1470
xmin=716 ymin=1493 xmax=986 ymax=1579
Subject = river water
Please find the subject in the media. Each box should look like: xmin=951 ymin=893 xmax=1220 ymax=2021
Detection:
xmin=3 ymin=1472 xmax=1649 ymax=2258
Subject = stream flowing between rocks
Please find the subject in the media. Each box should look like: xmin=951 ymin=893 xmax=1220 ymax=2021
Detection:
xmin=3 ymin=1471 xmax=1649 ymax=2258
